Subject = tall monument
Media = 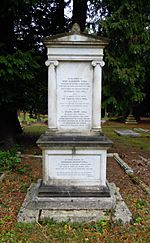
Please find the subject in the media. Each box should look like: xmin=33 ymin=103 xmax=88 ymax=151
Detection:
xmin=36 ymin=24 xmax=113 ymax=221
xmin=18 ymin=24 xmax=134 ymax=223
xmin=17 ymin=24 xmax=132 ymax=223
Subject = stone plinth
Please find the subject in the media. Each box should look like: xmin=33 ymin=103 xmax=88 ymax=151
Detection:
xmin=17 ymin=180 xmax=132 ymax=224
xmin=37 ymin=133 xmax=112 ymax=197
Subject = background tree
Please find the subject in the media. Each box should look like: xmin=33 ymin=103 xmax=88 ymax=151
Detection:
xmin=0 ymin=0 xmax=71 ymax=148
xmin=0 ymin=0 xmax=48 ymax=147
xmin=91 ymin=0 xmax=150 ymax=117
xmin=1 ymin=0 xmax=150 ymax=148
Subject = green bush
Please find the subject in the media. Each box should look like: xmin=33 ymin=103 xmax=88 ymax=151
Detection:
xmin=0 ymin=149 xmax=22 ymax=174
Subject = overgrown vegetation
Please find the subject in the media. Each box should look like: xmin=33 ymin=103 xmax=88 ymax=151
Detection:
xmin=0 ymin=149 xmax=28 ymax=174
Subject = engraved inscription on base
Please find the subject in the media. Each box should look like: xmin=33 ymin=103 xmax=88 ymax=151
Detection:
xmin=47 ymin=155 xmax=101 ymax=180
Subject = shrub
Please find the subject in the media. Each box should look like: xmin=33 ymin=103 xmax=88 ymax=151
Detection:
xmin=0 ymin=149 xmax=21 ymax=174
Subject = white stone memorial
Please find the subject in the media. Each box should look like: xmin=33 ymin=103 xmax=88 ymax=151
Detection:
xmin=36 ymin=24 xmax=112 ymax=198
xmin=44 ymin=25 xmax=106 ymax=135
xmin=17 ymin=24 xmax=132 ymax=224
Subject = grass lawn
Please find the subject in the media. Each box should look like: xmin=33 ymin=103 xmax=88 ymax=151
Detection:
xmin=0 ymin=120 xmax=150 ymax=242
xmin=102 ymin=119 xmax=150 ymax=153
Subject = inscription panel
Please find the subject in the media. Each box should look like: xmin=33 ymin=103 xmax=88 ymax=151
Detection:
xmin=48 ymin=155 xmax=101 ymax=180
xmin=57 ymin=62 xmax=93 ymax=131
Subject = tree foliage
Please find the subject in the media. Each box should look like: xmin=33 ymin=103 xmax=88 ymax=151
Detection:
xmin=0 ymin=0 xmax=150 ymax=147
xmin=101 ymin=1 xmax=150 ymax=116
xmin=0 ymin=50 xmax=40 ymax=110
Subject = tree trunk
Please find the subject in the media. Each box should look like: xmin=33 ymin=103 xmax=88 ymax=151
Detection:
xmin=0 ymin=0 xmax=15 ymax=54
xmin=72 ymin=0 xmax=88 ymax=31
xmin=57 ymin=0 xmax=65 ymax=33
xmin=0 ymin=110 xmax=23 ymax=149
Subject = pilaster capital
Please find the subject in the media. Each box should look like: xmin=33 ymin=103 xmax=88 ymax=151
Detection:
xmin=45 ymin=60 xmax=59 ymax=67
xmin=91 ymin=60 xmax=105 ymax=67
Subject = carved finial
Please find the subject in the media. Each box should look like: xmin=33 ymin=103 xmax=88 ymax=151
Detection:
xmin=71 ymin=23 xmax=81 ymax=33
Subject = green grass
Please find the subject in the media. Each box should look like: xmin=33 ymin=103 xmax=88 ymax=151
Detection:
xmin=22 ymin=119 xmax=150 ymax=153
xmin=0 ymin=220 xmax=111 ymax=242
xmin=1 ymin=214 xmax=150 ymax=243
xmin=0 ymin=149 xmax=28 ymax=174
xmin=18 ymin=112 xmax=48 ymax=124
xmin=23 ymin=124 xmax=47 ymax=135
xmin=103 ymin=125 xmax=150 ymax=153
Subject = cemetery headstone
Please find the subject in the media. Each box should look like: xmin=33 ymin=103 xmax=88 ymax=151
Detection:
xmin=17 ymin=24 xmax=132 ymax=223
xmin=37 ymin=23 xmax=112 ymax=194
xmin=115 ymin=130 xmax=140 ymax=137
xmin=125 ymin=114 xmax=138 ymax=124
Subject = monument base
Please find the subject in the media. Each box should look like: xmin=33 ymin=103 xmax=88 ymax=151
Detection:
xmin=36 ymin=133 xmax=112 ymax=187
xmin=38 ymin=181 xmax=111 ymax=198
xmin=17 ymin=133 xmax=131 ymax=224
xmin=17 ymin=180 xmax=132 ymax=224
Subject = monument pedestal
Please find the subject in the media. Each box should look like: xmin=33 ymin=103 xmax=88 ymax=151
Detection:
xmin=36 ymin=133 xmax=112 ymax=196
xmin=17 ymin=179 xmax=132 ymax=223
xmin=26 ymin=132 xmax=114 ymax=222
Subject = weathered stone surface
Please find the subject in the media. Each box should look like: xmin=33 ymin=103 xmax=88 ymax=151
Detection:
xmin=38 ymin=182 xmax=111 ymax=197
xmin=39 ymin=209 xmax=109 ymax=223
xmin=113 ymin=200 xmax=132 ymax=224
xmin=134 ymin=128 xmax=150 ymax=133
xmin=27 ymin=181 xmax=115 ymax=210
xmin=113 ymin=154 xmax=133 ymax=174
xmin=125 ymin=114 xmax=138 ymax=124
xmin=17 ymin=182 xmax=40 ymax=222
xmin=17 ymin=181 xmax=132 ymax=224
xmin=17 ymin=208 xmax=39 ymax=223
xmin=0 ymin=172 xmax=6 ymax=182
xmin=35 ymin=26 xmax=113 ymax=213
xmin=36 ymin=133 xmax=113 ymax=147
xmin=57 ymin=63 xmax=92 ymax=132
xmin=110 ymin=183 xmax=132 ymax=224
xmin=36 ymin=134 xmax=112 ymax=187
xmin=115 ymin=130 xmax=140 ymax=137
xmin=42 ymin=149 xmax=108 ymax=187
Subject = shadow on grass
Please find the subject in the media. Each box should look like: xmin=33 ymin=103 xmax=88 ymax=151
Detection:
xmin=16 ymin=123 xmax=47 ymax=152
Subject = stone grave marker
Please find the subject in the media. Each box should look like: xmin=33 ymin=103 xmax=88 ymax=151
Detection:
xmin=37 ymin=23 xmax=112 ymax=197
xmin=115 ymin=130 xmax=140 ymax=137
xmin=18 ymin=24 xmax=132 ymax=223
xmin=134 ymin=128 xmax=150 ymax=133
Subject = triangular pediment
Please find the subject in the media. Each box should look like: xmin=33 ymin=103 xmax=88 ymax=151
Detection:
xmin=43 ymin=23 xmax=109 ymax=46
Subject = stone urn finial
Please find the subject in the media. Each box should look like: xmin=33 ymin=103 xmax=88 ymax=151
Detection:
xmin=71 ymin=23 xmax=81 ymax=33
